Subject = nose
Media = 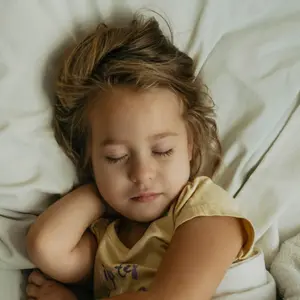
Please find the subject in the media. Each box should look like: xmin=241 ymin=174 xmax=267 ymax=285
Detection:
xmin=129 ymin=156 xmax=156 ymax=188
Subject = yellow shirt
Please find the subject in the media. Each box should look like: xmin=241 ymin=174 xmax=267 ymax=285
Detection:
xmin=90 ymin=176 xmax=255 ymax=299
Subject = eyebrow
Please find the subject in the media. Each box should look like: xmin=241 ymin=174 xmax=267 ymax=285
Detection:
xmin=150 ymin=132 xmax=178 ymax=140
xmin=100 ymin=132 xmax=178 ymax=147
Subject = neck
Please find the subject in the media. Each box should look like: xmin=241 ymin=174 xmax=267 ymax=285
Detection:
xmin=120 ymin=217 xmax=150 ymax=230
xmin=117 ymin=218 xmax=150 ymax=249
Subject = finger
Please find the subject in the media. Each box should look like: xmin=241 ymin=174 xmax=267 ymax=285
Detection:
xmin=28 ymin=270 xmax=47 ymax=286
xmin=26 ymin=283 xmax=39 ymax=297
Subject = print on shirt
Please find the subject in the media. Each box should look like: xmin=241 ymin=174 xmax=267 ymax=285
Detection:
xmin=102 ymin=263 xmax=143 ymax=294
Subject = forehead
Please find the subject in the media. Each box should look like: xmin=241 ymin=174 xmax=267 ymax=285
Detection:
xmin=89 ymin=87 xmax=185 ymax=140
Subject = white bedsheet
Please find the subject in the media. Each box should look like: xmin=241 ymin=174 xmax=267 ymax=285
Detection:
xmin=271 ymin=232 xmax=300 ymax=299
xmin=1 ymin=0 xmax=300 ymax=299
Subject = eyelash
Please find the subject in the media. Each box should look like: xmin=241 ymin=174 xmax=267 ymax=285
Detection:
xmin=153 ymin=149 xmax=174 ymax=157
xmin=105 ymin=149 xmax=174 ymax=164
xmin=106 ymin=156 xmax=127 ymax=164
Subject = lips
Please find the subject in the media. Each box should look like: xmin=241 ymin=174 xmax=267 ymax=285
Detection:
xmin=131 ymin=193 xmax=161 ymax=203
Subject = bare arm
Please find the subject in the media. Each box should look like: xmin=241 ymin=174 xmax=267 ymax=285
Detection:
xmin=149 ymin=216 xmax=244 ymax=300
xmin=26 ymin=184 xmax=104 ymax=284
xmin=102 ymin=216 xmax=244 ymax=300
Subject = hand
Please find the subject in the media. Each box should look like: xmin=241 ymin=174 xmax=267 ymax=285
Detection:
xmin=26 ymin=270 xmax=77 ymax=300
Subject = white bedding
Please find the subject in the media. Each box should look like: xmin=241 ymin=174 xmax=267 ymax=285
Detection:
xmin=271 ymin=232 xmax=300 ymax=299
xmin=1 ymin=0 xmax=300 ymax=299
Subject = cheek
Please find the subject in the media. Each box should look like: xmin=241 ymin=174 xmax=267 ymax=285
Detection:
xmin=91 ymin=154 xmax=112 ymax=189
xmin=91 ymin=155 xmax=127 ymax=200
xmin=164 ymin=154 xmax=190 ymax=199
xmin=93 ymin=168 xmax=118 ymax=205
xmin=167 ymin=146 xmax=191 ymax=179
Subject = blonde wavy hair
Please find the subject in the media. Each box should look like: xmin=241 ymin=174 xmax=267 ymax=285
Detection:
xmin=53 ymin=14 xmax=221 ymax=183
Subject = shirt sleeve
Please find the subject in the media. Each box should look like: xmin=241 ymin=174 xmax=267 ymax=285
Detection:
xmin=173 ymin=176 xmax=255 ymax=261
xmin=90 ymin=218 xmax=111 ymax=244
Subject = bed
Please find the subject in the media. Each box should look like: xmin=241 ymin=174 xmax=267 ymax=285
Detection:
xmin=1 ymin=0 xmax=300 ymax=299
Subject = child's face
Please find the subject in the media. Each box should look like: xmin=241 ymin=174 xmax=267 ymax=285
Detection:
xmin=89 ymin=87 xmax=192 ymax=222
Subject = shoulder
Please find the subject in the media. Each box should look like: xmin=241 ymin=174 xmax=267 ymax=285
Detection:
xmin=173 ymin=176 xmax=236 ymax=215
xmin=169 ymin=177 xmax=255 ymax=260
xmin=90 ymin=218 xmax=114 ymax=243
xmin=169 ymin=176 xmax=244 ymax=231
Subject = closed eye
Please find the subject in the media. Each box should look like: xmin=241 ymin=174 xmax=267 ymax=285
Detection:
xmin=153 ymin=149 xmax=174 ymax=157
xmin=105 ymin=155 xmax=128 ymax=164
xmin=105 ymin=149 xmax=174 ymax=163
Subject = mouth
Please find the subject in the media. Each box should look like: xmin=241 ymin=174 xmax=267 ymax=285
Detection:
xmin=131 ymin=193 xmax=161 ymax=203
